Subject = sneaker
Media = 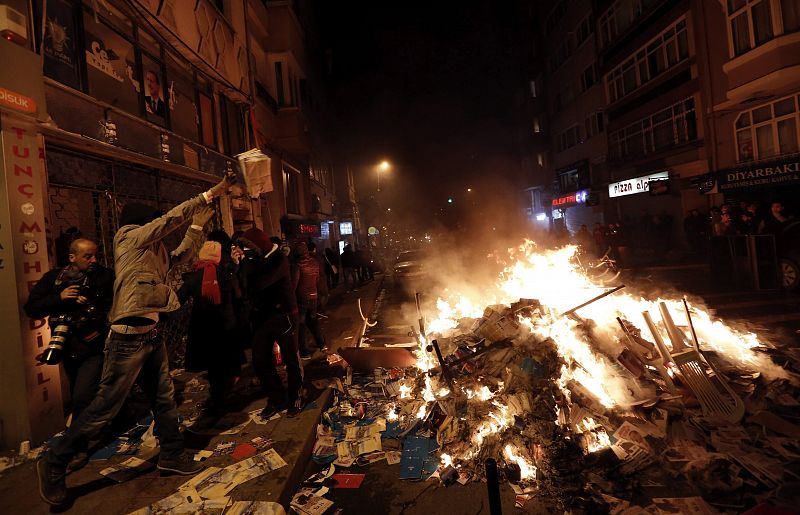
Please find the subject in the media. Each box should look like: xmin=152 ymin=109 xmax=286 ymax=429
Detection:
xmin=66 ymin=451 xmax=89 ymax=473
xmin=157 ymin=453 xmax=205 ymax=475
xmin=36 ymin=458 xmax=67 ymax=506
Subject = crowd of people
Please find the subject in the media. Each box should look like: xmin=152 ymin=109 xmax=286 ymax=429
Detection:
xmin=31 ymin=174 xmax=355 ymax=506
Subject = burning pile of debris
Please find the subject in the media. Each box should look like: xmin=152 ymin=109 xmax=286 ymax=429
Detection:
xmin=306 ymin=242 xmax=800 ymax=513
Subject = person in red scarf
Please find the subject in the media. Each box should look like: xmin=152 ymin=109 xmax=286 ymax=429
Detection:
xmin=178 ymin=241 xmax=240 ymax=419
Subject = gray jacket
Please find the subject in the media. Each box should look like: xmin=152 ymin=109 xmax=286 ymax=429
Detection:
xmin=108 ymin=194 xmax=206 ymax=323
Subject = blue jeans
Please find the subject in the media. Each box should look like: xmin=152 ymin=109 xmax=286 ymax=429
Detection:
xmin=46 ymin=328 xmax=183 ymax=468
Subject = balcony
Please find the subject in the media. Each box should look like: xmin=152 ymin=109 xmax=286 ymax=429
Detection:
xmin=721 ymin=32 xmax=800 ymax=106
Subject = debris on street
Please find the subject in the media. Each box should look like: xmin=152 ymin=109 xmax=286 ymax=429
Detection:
xmin=298 ymin=243 xmax=800 ymax=513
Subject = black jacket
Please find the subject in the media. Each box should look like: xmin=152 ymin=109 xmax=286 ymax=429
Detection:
xmin=178 ymin=265 xmax=240 ymax=373
xmin=248 ymin=248 xmax=298 ymax=321
xmin=24 ymin=265 xmax=115 ymax=357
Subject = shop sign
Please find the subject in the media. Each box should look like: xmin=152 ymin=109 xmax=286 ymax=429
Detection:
xmin=339 ymin=221 xmax=353 ymax=235
xmin=552 ymin=189 xmax=588 ymax=207
xmin=608 ymin=171 xmax=669 ymax=198
xmin=284 ymin=219 xmax=320 ymax=238
xmin=0 ymin=87 xmax=37 ymax=114
xmin=717 ymin=159 xmax=800 ymax=191
xmin=0 ymin=116 xmax=63 ymax=445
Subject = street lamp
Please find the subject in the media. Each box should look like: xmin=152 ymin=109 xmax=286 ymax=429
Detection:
xmin=377 ymin=160 xmax=390 ymax=191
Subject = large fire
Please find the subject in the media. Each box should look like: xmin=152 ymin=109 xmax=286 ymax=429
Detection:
xmin=389 ymin=240 xmax=784 ymax=491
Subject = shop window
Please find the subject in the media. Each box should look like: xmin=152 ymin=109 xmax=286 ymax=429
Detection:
xmin=82 ymin=10 xmax=141 ymax=117
xmin=734 ymin=94 xmax=800 ymax=161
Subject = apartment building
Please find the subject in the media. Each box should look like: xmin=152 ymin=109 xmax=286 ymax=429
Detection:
xmin=537 ymin=0 xmax=609 ymax=234
xmin=701 ymin=0 xmax=800 ymax=212
xmin=247 ymin=0 xmax=338 ymax=249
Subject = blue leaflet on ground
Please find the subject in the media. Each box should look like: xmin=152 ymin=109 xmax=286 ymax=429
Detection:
xmin=421 ymin=452 xmax=440 ymax=480
xmin=383 ymin=421 xmax=403 ymax=439
xmin=312 ymin=454 xmax=337 ymax=465
xmin=90 ymin=439 xmax=122 ymax=460
xmin=399 ymin=435 xmax=439 ymax=480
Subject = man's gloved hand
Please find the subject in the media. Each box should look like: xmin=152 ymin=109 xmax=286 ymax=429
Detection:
xmin=207 ymin=172 xmax=236 ymax=199
xmin=192 ymin=205 xmax=214 ymax=228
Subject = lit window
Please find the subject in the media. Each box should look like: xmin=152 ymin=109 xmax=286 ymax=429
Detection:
xmin=609 ymin=97 xmax=696 ymax=160
xmin=533 ymin=117 xmax=541 ymax=133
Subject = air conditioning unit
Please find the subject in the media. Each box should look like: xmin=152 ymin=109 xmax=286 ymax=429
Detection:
xmin=0 ymin=5 xmax=27 ymax=46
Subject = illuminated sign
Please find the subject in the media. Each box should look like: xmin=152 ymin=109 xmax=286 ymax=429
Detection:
xmin=552 ymin=189 xmax=588 ymax=207
xmin=339 ymin=222 xmax=353 ymax=235
xmin=0 ymin=87 xmax=36 ymax=114
xmin=298 ymin=223 xmax=320 ymax=236
xmin=608 ymin=171 xmax=669 ymax=198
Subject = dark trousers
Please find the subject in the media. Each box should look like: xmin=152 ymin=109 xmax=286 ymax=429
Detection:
xmin=46 ymin=328 xmax=184 ymax=469
xmin=62 ymin=353 xmax=104 ymax=421
xmin=251 ymin=313 xmax=302 ymax=407
xmin=297 ymin=297 xmax=325 ymax=353
xmin=207 ymin=364 xmax=235 ymax=409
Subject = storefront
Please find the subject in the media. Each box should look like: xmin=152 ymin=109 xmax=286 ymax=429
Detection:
xmin=551 ymin=189 xmax=603 ymax=235
xmin=712 ymin=157 xmax=800 ymax=215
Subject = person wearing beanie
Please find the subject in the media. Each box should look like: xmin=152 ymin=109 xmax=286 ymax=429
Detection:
xmin=241 ymin=228 xmax=303 ymax=419
xmin=178 ymin=241 xmax=240 ymax=420
xmin=37 ymin=173 xmax=235 ymax=507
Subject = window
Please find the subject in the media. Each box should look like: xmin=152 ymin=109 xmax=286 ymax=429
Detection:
xmin=734 ymin=94 xmax=800 ymax=161
xmin=530 ymin=79 xmax=538 ymax=98
xmin=537 ymin=153 xmax=544 ymax=166
xmin=727 ymin=0 xmax=774 ymax=56
xmin=598 ymin=0 xmax=660 ymax=49
xmin=581 ymin=64 xmax=597 ymax=92
xmin=220 ymin=97 xmax=244 ymax=156
xmin=167 ymin=54 xmax=199 ymax=141
xmin=557 ymin=125 xmax=581 ymax=153
xmin=533 ymin=117 xmax=541 ymax=133
xmin=609 ymin=97 xmax=697 ymax=159
xmin=283 ymin=165 xmax=301 ymax=214
xmin=545 ymin=1 xmax=567 ymax=34
xmin=585 ymin=112 xmax=605 ymax=139
xmin=198 ymin=91 xmax=215 ymax=148
xmin=274 ymin=62 xmax=285 ymax=106
xmin=575 ymin=14 xmax=594 ymax=47
xmin=558 ymin=166 xmax=588 ymax=193
xmin=605 ymin=18 xmax=689 ymax=103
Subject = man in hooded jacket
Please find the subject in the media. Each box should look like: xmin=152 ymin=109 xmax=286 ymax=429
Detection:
xmin=37 ymin=174 xmax=233 ymax=506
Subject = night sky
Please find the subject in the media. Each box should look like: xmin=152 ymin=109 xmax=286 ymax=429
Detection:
xmin=317 ymin=1 xmax=534 ymax=229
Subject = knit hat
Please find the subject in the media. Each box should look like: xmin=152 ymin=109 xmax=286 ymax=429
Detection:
xmin=241 ymin=228 xmax=275 ymax=254
xmin=198 ymin=241 xmax=222 ymax=264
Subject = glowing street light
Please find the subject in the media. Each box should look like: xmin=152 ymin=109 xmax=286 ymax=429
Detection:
xmin=377 ymin=161 xmax=391 ymax=191
xmin=447 ymin=197 xmax=454 ymax=204
xmin=467 ymin=188 xmax=472 ymax=192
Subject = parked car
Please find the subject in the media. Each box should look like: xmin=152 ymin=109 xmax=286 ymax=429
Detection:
xmin=392 ymin=249 xmax=427 ymax=291
xmin=779 ymin=221 xmax=800 ymax=291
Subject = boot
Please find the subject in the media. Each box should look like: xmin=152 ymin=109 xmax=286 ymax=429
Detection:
xmin=36 ymin=458 xmax=67 ymax=505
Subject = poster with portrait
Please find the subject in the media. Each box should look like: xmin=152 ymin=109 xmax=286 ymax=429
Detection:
xmin=142 ymin=53 xmax=166 ymax=126
xmin=83 ymin=11 xmax=140 ymax=116
xmin=42 ymin=0 xmax=82 ymax=90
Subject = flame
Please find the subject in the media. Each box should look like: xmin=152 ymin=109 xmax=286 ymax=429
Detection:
xmin=440 ymin=453 xmax=454 ymax=468
xmin=426 ymin=241 xmax=784 ymax=409
xmin=503 ymin=444 xmax=537 ymax=480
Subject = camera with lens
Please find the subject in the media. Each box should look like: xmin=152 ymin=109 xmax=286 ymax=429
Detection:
xmin=41 ymin=289 xmax=104 ymax=365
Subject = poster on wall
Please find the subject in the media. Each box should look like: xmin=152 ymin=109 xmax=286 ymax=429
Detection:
xmin=83 ymin=11 xmax=141 ymax=116
xmin=142 ymin=53 xmax=166 ymax=125
xmin=42 ymin=0 xmax=82 ymax=90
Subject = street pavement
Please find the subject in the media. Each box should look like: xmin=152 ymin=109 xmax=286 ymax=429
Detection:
xmin=0 ymin=276 xmax=384 ymax=514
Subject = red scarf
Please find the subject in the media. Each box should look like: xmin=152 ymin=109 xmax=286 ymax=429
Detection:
xmin=193 ymin=260 xmax=221 ymax=305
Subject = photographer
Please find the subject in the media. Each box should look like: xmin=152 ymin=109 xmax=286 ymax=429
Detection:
xmin=38 ymin=174 xmax=234 ymax=506
xmin=24 ymin=238 xmax=114 ymax=427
